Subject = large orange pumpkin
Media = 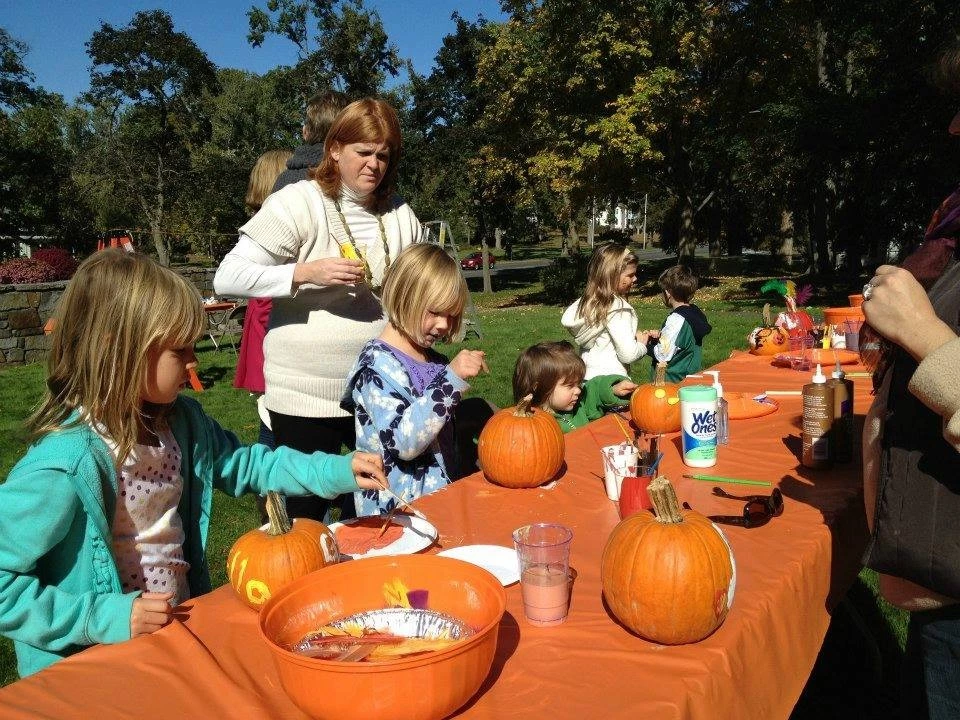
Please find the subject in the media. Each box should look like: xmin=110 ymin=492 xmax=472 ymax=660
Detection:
xmin=478 ymin=394 xmax=564 ymax=488
xmin=601 ymin=476 xmax=735 ymax=644
xmin=630 ymin=362 xmax=681 ymax=434
xmin=227 ymin=492 xmax=340 ymax=611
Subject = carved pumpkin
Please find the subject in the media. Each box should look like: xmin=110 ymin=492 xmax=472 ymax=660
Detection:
xmin=227 ymin=492 xmax=340 ymax=611
xmin=748 ymin=303 xmax=790 ymax=355
xmin=630 ymin=362 xmax=681 ymax=434
xmin=601 ymin=476 xmax=735 ymax=644
xmin=478 ymin=394 xmax=564 ymax=488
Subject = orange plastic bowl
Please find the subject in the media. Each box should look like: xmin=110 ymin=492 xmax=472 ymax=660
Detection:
xmin=259 ymin=554 xmax=506 ymax=720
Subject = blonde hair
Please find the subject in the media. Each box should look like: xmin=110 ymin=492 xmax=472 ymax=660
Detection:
xmin=245 ymin=149 xmax=293 ymax=214
xmin=578 ymin=243 xmax=639 ymax=327
xmin=312 ymin=98 xmax=402 ymax=212
xmin=380 ymin=244 xmax=467 ymax=346
xmin=29 ymin=249 xmax=206 ymax=462
xmin=303 ymin=90 xmax=349 ymax=144
xmin=513 ymin=341 xmax=586 ymax=406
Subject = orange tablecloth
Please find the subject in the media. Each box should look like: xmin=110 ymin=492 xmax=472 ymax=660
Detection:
xmin=0 ymin=352 xmax=873 ymax=719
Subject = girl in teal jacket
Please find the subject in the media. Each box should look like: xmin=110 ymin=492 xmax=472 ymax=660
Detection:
xmin=513 ymin=341 xmax=636 ymax=433
xmin=0 ymin=250 xmax=386 ymax=678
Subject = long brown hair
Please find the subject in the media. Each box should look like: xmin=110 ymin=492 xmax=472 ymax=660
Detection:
xmin=577 ymin=243 xmax=638 ymax=327
xmin=311 ymin=98 xmax=402 ymax=212
xmin=29 ymin=250 xmax=206 ymax=461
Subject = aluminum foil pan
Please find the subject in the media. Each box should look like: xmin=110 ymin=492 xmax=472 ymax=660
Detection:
xmin=329 ymin=607 xmax=475 ymax=640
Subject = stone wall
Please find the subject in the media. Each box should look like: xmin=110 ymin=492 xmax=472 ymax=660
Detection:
xmin=0 ymin=267 xmax=218 ymax=369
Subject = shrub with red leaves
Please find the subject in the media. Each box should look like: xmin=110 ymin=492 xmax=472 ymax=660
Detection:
xmin=31 ymin=248 xmax=79 ymax=280
xmin=0 ymin=258 xmax=58 ymax=285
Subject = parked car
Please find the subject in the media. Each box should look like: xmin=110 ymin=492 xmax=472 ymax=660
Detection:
xmin=460 ymin=251 xmax=495 ymax=270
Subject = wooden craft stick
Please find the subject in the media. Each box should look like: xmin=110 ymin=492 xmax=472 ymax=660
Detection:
xmin=764 ymin=390 xmax=802 ymax=396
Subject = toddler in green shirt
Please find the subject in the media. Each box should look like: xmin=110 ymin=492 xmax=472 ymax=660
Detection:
xmin=513 ymin=341 xmax=636 ymax=432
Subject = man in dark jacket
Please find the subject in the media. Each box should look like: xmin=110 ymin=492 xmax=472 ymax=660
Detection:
xmin=272 ymin=90 xmax=349 ymax=191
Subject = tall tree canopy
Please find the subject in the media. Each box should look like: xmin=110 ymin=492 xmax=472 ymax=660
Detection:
xmin=84 ymin=10 xmax=219 ymax=265
xmin=247 ymin=0 xmax=401 ymax=100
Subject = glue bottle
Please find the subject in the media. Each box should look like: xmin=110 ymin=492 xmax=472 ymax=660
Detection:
xmin=801 ymin=364 xmax=833 ymax=469
xmin=679 ymin=385 xmax=718 ymax=467
xmin=827 ymin=359 xmax=854 ymax=463
xmin=704 ymin=370 xmax=729 ymax=445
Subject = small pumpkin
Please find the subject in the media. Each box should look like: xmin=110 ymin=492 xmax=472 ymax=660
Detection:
xmin=226 ymin=492 xmax=340 ymax=611
xmin=478 ymin=394 xmax=564 ymax=488
xmin=601 ymin=476 xmax=735 ymax=644
xmin=748 ymin=303 xmax=790 ymax=356
xmin=630 ymin=362 xmax=681 ymax=434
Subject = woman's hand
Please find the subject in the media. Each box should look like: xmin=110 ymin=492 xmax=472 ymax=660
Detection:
xmin=292 ymin=257 xmax=364 ymax=288
xmin=612 ymin=379 xmax=638 ymax=397
xmin=863 ymin=265 xmax=955 ymax=361
xmin=449 ymin=350 xmax=487 ymax=380
xmin=352 ymin=452 xmax=387 ymax=490
xmin=130 ymin=591 xmax=174 ymax=637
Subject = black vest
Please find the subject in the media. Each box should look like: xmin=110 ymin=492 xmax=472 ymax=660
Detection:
xmin=863 ymin=261 xmax=960 ymax=597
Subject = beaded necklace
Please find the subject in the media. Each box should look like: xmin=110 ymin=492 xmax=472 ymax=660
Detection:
xmin=333 ymin=197 xmax=390 ymax=288
xmin=553 ymin=412 xmax=576 ymax=432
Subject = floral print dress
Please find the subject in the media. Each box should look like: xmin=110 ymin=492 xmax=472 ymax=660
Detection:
xmin=344 ymin=339 xmax=468 ymax=516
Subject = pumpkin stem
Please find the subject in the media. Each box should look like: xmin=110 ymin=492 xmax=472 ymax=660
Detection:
xmin=265 ymin=491 xmax=293 ymax=536
xmin=515 ymin=393 xmax=535 ymax=416
xmin=648 ymin=476 xmax=684 ymax=524
xmin=653 ymin=362 xmax=668 ymax=386
xmin=762 ymin=303 xmax=771 ymax=327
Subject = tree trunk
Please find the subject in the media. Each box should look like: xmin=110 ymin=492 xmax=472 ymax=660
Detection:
xmin=587 ymin=198 xmax=595 ymax=247
xmin=481 ymin=237 xmax=492 ymax=294
xmin=151 ymin=222 xmax=169 ymax=267
xmin=778 ymin=209 xmax=795 ymax=265
xmin=677 ymin=195 xmax=696 ymax=265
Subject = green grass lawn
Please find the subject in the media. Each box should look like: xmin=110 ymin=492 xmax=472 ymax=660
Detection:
xmin=0 ymin=269 xmax=910 ymax=718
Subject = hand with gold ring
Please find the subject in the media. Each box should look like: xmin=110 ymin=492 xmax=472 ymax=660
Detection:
xmin=861 ymin=265 xmax=955 ymax=361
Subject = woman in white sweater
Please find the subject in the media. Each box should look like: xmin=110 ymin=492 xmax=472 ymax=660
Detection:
xmin=215 ymin=98 xmax=421 ymax=521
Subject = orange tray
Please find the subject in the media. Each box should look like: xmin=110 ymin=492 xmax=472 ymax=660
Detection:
xmin=772 ymin=348 xmax=860 ymax=368
xmin=726 ymin=392 xmax=779 ymax=420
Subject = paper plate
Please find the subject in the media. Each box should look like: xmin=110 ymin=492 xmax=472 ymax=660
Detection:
xmin=725 ymin=392 xmax=779 ymax=420
xmin=436 ymin=545 xmax=520 ymax=586
xmin=330 ymin=515 xmax=437 ymax=560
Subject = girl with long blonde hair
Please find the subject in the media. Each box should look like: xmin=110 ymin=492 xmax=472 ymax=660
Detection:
xmin=0 ymin=249 xmax=385 ymax=678
xmin=561 ymin=243 xmax=649 ymax=379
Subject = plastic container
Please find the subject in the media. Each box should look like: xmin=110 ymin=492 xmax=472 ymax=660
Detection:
xmin=679 ymin=385 xmax=718 ymax=467
xmin=704 ymin=370 xmax=729 ymax=445
xmin=801 ymin=364 xmax=834 ymax=469
xmin=823 ymin=306 xmax=864 ymax=328
xmin=259 ymin=555 xmax=506 ymax=720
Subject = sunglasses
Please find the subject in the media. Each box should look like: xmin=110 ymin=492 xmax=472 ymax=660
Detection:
xmin=683 ymin=487 xmax=784 ymax=528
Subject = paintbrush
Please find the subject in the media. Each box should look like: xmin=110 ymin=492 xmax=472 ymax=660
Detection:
xmin=682 ymin=473 xmax=773 ymax=487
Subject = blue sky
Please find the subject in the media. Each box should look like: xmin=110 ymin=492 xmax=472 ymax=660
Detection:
xmin=2 ymin=0 xmax=506 ymax=103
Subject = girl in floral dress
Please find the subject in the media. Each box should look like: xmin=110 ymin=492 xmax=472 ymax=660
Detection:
xmin=344 ymin=244 xmax=488 ymax=517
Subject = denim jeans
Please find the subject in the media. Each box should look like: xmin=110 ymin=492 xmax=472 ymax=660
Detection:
xmin=902 ymin=603 xmax=960 ymax=720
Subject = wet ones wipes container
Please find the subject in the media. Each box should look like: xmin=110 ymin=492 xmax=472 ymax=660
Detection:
xmin=679 ymin=385 xmax=718 ymax=468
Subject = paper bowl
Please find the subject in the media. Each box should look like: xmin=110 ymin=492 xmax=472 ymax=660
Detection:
xmin=259 ymin=554 xmax=506 ymax=720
